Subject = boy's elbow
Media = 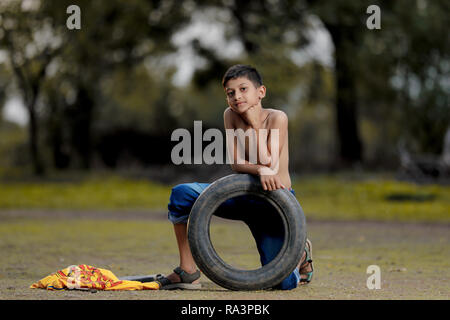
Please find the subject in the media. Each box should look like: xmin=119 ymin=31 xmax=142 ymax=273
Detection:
xmin=259 ymin=158 xmax=272 ymax=168
xmin=230 ymin=163 xmax=242 ymax=173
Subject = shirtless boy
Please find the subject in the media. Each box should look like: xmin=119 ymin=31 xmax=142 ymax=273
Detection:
xmin=155 ymin=64 xmax=313 ymax=290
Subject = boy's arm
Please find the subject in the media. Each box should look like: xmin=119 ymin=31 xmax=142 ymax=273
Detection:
xmin=257 ymin=111 xmax=288 ymax=190
xmin=224 ymin=108 xmax=287 ymax=190
xmin=224 ymin=108 xmax=265 ymax=175
xmin=258 ymin=110 xmax=288 ymax=172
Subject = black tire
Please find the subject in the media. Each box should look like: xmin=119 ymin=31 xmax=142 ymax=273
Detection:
xmin=187 ymin=174 xmax=307 ymax=291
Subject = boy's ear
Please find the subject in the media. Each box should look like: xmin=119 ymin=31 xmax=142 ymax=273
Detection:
xmin=258 ymin=85 xmax=266 ymax=99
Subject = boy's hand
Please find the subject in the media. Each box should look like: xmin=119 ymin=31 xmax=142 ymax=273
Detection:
xmin=231 ymin=105 xmax=260 ymax=128
xmin=258 ymin=167 xmax=286 ymax=191
xmin=242 ymin=105 xmax=260 ymax=128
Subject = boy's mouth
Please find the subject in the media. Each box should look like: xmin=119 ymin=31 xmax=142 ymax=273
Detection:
xmin=235 ymin=101 xmax=246 ymax=107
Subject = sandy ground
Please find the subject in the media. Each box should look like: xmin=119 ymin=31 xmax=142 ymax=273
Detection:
xmin=0 ymin=209 xmax=448 ymax=300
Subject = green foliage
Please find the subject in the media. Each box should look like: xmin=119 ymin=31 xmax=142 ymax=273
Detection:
xmin=0 ymin=0 xmax=448 ymax=172
xmin=358 ymin=0 xmax=450 ymax=155
xmin=98 ymin=65 xmax=175 ymax=132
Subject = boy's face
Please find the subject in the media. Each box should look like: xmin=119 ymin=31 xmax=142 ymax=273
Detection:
xmin=224 ymin=77 xmax=266 ymax=114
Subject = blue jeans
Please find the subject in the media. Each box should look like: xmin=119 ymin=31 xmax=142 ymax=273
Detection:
xmin=167 ymin=182 xmax=301 ymax=290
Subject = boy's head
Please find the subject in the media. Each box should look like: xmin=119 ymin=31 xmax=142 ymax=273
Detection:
xmin=222 ymin=64 xmax=266 ymax=113
xmin=222 ymin=64 xmax=263 ymax=89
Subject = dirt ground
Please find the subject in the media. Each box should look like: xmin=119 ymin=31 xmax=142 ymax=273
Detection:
xmin=0 ymin=209 xmax=448 ymax=300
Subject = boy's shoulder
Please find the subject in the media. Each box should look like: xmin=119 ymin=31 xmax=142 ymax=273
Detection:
xmin=265 ymin=108 xmax=288 ymax=121
xmin=224 ymin=107 xmax=287 ymax=122
xmin=223 ymin=106 xmax=234 ymax=118
xmin=263 ymin=108 xmax=288 ymax=130
xmin=224 ymin=107 xmax=287 ymax=130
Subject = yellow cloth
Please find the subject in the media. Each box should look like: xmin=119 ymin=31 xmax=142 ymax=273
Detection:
xmin=30 ymin=264 xmax=160 ymax=291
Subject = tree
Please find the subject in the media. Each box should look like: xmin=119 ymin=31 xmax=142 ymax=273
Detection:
xmin=0 ymin=1 xmax=61 ymax=174
xmin=0 ymin=0 xmax=192 ymax=173
xmin=306 ymin=1 xmax=368 ymax=166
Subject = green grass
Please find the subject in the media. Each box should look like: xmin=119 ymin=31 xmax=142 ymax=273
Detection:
xmin=292 ymin=173 xmax=450 ymax=223
xmin=0 ymin=174 xmax=170 ymax=210
xmin=0 ymin=172 xmax=449 ymax=222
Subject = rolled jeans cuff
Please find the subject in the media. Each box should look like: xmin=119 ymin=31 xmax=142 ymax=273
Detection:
xmin=168 ymin=211 xmax=189 ymax=224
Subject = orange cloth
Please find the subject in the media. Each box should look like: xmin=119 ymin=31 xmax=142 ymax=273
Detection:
xmin=30 ymin=264 xmax=160 ymax=291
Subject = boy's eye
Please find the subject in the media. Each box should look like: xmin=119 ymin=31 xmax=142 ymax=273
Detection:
xmin=240 ymin=87 xmax=247 ymax=91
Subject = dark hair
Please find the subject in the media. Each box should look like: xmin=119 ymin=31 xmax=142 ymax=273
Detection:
xmin=222 ymin=64 xmax=263 ymax=88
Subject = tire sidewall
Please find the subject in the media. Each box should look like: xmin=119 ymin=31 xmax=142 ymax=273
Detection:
xmin=187 ymin=174 xmax=307 ymax=291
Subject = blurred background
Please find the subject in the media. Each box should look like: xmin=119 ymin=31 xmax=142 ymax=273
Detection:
xmin=0 ymin=0 xmax=449 ymax=221
xmin=1 ymin=1 xmax=449 ymax=300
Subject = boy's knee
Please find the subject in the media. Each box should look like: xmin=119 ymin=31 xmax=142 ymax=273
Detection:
xmin=168 ymin=183 xmax=192 ymax=211
xmin=168 ymin=183 xmax=204 ymax=224
xmin=170 ymin=183 xmax=204 ymax=202
xmin=170 ymin=183 xmax=191 ymax=201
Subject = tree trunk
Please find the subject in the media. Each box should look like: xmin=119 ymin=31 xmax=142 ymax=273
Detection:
xmin=27 ymin=102 xmax=44 ymax=175
xmin=68 ymin=86 xmax=93 ymax=170
xmin=327 ymin=24 xmax=363 ymax=167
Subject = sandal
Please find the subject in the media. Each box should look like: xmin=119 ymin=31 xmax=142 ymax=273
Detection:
xmin=155 ymin=267 xmax=202 ymax=290
xmin=299 ymin=239 xmax=314 ymax=284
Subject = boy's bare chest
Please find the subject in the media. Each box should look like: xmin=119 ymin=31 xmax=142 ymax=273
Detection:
xmin=234 ymin=114 xmax=272 ymax=132
xmin=233 ymin=118 xmax=274 ymax=155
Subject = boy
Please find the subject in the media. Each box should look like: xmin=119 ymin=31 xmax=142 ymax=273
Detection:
xmin=156 ymin=64 xmax=313 ymax=290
